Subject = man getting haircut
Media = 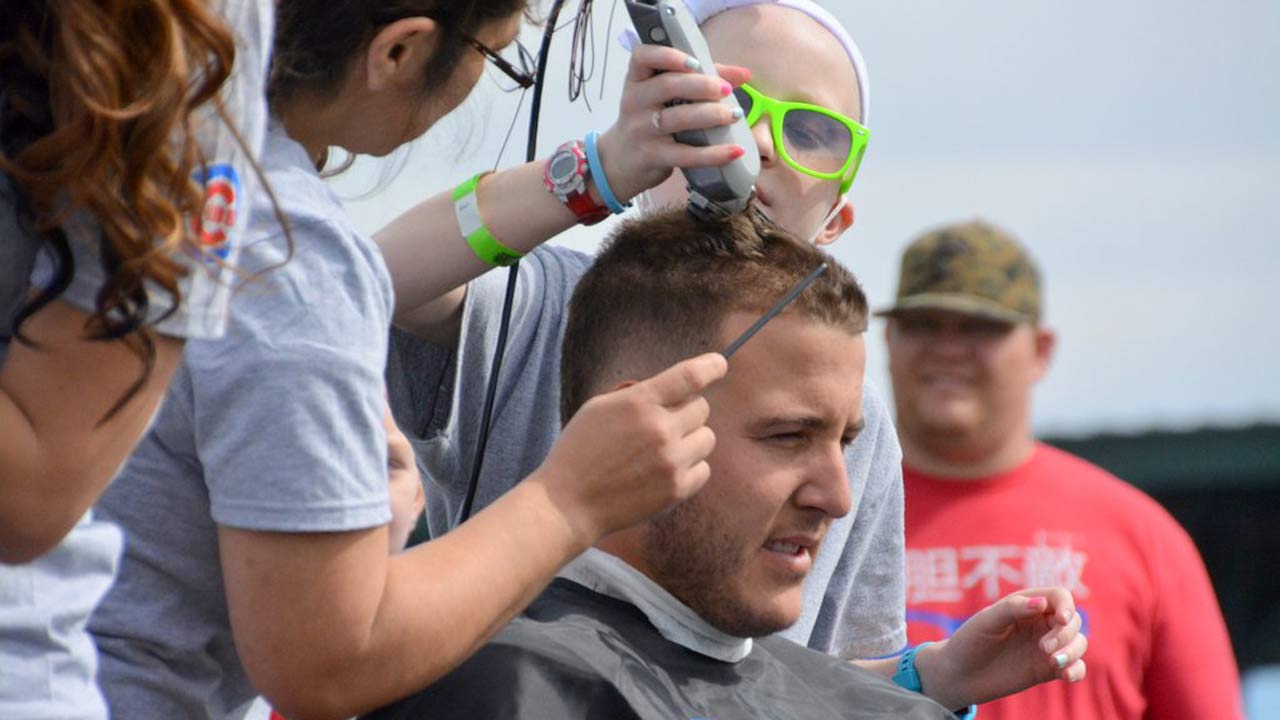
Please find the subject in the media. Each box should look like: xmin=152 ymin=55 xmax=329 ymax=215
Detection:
xmin=366 ymin=209 xmax=1076 ymax=719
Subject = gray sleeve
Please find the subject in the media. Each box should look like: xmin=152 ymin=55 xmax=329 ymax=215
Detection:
xmin=807 ymin=377 xmax=908 ymax=660
xmin=51 ymin=218 xmax=238 ymax=341
xmin=191 ymin=220 xmax=392 ymax=532
xmin=386 ymin=246 xmax=592 ymax=536
xmin=387 ymin=326 xmax=454 ymax=442
xmin=47 ymin=0 xmax=272 ymax=341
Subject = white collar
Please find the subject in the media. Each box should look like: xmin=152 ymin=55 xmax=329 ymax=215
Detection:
xmin=558 ymin=548 xmax=753 ymax=663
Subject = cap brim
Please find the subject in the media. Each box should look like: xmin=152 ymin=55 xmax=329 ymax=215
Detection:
xmin=874 ymin=293 xmax=1032 ymax=324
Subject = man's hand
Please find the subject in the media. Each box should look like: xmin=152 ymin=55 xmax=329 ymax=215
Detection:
xmin=915 ymin=587 xmax=1087 ymax=709
xmin=384 ymin=404 xmax=425 ymax=554
xmin=528 ymin=352 xmax=727 ymax=547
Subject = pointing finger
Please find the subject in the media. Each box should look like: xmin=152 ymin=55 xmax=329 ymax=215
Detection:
xmin=640 ymin=353 xmax=728 ymax=406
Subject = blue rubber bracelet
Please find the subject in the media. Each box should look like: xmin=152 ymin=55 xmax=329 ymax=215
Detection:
xmin=584 ymin=130 xmax=630 ymax=215
xmin=892 ymin=643 xmax=977 ymax=720
xmin=892 ymin=642 xmax=932 ymax=693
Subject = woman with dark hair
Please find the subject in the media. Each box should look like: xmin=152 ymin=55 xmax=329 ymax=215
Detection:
xmin=89 ymin=2 xmax=736 ymax=718
xmin=0 ymin=0 xmax=272 ymax=717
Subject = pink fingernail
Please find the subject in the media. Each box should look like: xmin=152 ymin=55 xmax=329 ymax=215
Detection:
xmin=728 ymin=145 xmax=745 ymax=160
xmin=720 ymin=81 xmax=733 ymax=97
xmin=1027 ymin=596 xmax=1047 ymax=611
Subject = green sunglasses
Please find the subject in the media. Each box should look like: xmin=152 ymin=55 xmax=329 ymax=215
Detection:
xmin=732 ymin=83 xmax=870 ymax=193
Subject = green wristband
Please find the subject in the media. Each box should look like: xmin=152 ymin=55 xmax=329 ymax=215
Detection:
xmin=452 ymin=172 xmax=522 ymax=267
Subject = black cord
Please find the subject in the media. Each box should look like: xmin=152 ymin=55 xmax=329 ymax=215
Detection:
xmin=456 ymin=0 xmax=579 ymax=526
xmin=568 ymin=0 xmax=596 ymax=109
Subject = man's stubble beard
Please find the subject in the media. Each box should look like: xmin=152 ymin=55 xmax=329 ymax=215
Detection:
xmin=643 ymin=494 xmax=792 ymax=639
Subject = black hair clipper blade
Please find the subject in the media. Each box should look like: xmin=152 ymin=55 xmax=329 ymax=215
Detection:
xmin=685 ymin=186 xmax=755 ymax=222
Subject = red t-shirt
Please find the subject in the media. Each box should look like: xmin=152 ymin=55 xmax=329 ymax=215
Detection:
xmin=904 ymin=443 xmax=1242 ymax=720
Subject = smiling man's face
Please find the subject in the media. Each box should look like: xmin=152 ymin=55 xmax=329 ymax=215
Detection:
xmin=886 ymin=309 xmax=1050 ymax=456
xmin=639 ymin=313 xmax=864 ymax=638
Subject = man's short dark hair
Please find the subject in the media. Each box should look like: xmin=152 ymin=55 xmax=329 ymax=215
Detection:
xmin=561 ymin=209 xmax=868 ymax=423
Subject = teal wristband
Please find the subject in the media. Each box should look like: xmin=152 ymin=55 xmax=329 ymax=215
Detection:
xmin=584 ymin=130 xmax=630 ymax=215
xmin=452 ymin=172 xmax=522 ymax=267
xmin=892 ymin=643 xmax=977 ymax=720
xmin=892 ymin=642 xmax=932 ymax=694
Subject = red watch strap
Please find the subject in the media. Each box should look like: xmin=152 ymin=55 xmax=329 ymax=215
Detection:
xmin=545 ymin=140 xmax=610 ymax=226
xmin=565 ymin=189 xmax=610 ymax=225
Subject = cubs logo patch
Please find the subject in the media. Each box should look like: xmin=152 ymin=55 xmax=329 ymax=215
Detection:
xmin=192 ymin=163 xmax=241 ymax=259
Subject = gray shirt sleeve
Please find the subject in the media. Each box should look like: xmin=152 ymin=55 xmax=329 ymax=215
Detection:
xmin=193 ymin=217 xmax=393 ymax=532
xmin=386 ymin=246 xmax=591 ymax=537
xmin=38 ymin=0 xmax=272 ymax=342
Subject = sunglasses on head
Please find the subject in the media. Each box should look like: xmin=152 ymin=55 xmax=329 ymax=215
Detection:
xmin=732 ymin=83 xmax=870 ymax=193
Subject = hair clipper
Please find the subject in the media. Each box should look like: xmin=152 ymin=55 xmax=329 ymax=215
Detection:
xmin=625 ymin=0 xmax=759 ymax=218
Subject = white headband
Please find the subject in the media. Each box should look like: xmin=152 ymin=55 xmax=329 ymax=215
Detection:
xmin=620 ymin=0 xmax=870 ymax=124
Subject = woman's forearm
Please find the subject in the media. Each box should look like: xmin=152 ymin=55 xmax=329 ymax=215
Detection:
xmin=374 ymin=45 xmax=747 ymax=347
xmin=375 ymin=159 xmax=582 ymax=344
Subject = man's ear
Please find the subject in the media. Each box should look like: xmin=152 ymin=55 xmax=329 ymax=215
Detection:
xmin=365 ymin=17 xmax=439 ymax=91
xmin=1031 ymin=325 xmax=1056 ymax=382
xmin=813 ymin=196 xmax=854 ymax=247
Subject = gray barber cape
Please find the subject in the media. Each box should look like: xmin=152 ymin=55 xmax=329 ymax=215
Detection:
xmin=364 ymin=579 xmax=954 ymax=720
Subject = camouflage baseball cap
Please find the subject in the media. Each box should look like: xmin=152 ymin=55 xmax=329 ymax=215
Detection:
xmin=876 ymin=219 xmax=1042 ymax=323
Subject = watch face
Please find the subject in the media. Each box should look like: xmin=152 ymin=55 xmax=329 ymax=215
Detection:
xmin=550 ymin=153 xmax=579 ymax=183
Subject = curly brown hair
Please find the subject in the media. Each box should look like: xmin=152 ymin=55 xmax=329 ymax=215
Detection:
xmin=1 ymin=0 xmax=252 ymax=418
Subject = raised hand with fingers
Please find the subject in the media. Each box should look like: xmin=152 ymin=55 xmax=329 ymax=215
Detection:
xmin=913 ymin=586 xmax=1088 ymax=710
xmin=596 ymin=44 xmax=751 ymax=203
xmin=528 ymin=352 xmax=727 ymax=547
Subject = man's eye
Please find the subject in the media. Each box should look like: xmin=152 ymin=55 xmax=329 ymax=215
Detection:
xmin=768 ymin=432 xmax=806 ymax=445
xmin=899 ymin=318 xmax=939 ymax=335
xmin=961 ymin=320 xmax=1013 ymax=338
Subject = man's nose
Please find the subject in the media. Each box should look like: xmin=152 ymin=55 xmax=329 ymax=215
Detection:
xmin=796 ymin=443 xmax=852 ymax=519
xmin=929 ymin=323 xmax=973 ymax=357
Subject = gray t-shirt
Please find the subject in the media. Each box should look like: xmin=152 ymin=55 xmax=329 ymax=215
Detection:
xmin=90 ymin=122 xmax=395 ymax=719
xmin=387 ymin=244 xmax=907 ymax=660
xmin=0 ymin=2 xmax=273 ymax=717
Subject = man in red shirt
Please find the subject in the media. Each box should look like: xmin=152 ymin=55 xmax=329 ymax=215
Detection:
xmin=880 ymin=219 xmax=1243 ymax=719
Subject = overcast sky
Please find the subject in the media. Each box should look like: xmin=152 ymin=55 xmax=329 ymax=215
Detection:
xmin=334 ymin=0 xmax=1280 ymax=437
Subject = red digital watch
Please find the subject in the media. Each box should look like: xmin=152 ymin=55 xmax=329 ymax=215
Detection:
xmin=543 ymin=139 xmax=610 ymax=226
